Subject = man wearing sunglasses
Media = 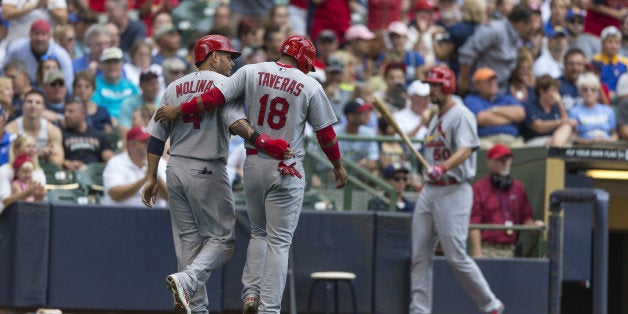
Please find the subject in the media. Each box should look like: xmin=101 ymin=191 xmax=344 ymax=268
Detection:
xmin=40 ymin=70 xmax=68 ymax=126
xmin=367 ymin=162 xmax=415 ymax=212
xmin=565 ymin=6 xmax=600 ymax=60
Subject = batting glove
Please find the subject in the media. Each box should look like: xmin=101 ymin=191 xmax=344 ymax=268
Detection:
xmin=254 ymin=133 xmax=290 ymax=160
xmin=278 ymin=161 xmax=302 ymax=178
xmin=427 ymin=164 xmax=446 ymax=181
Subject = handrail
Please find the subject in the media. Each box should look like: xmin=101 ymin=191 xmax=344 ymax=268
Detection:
xmin=469 ymin=223 xmax=546 ymax=257
xmin=469 ymin=224 xmax=545 ymax=231
xmin=305 ymin=144 xmax=398 ymax=211
xmin=336 ymin=133 xmax=423 ymax=144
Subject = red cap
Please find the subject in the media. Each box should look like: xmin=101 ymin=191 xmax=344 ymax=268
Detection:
xmin=126 ymin=126 xmax=151 ymax=142
xmin=413 ymin=0 xmax=436 ymax=12
xmin=30 ymin=19 xmax=51 ymax=33
xmin=487 ymin=144 xmax=513 ymax=159
xmin=12 ymin=153 xmax=33 ymax=171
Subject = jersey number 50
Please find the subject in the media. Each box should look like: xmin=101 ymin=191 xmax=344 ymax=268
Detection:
xmin=257 ymin=94 xmax=289 ymax=130
xmin=433 ymin=148 xmax=451 ymax=161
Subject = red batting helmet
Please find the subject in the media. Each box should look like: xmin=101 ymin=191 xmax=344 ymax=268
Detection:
xmin=194 ymin=35 xmax=241 ymax=64
xmin=280 ymin=36 xmax=316 ymax=74
xmin=423 ymin=66 xmax=456 ymax=94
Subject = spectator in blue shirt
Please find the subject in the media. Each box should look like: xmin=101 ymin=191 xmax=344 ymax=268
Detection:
xmin=91 ymin=47 xmax=140 ymax=120
xmin=464 ymin=67 xmax=525 ymax=149
xmin=521 ymin=75 xmax=575 ymax=147
xmin=591 ymin=26 xmax=628 ymax=98
xmin=569 ymin=72 xmax=618 ymax=144
xmin=559 ymin=48 xmax=586 ymax=112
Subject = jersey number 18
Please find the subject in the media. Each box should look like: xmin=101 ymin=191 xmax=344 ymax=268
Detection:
xmin=257 ymin=94 xmax=289 ymax=130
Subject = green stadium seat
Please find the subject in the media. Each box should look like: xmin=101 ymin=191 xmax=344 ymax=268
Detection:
xmin=47 ymin=188 xmax=90 ymax=204
xmin=75 ymin=162 xmax=106 ymax=195
xmin=40 ymin=162 xmax=79 ymax=190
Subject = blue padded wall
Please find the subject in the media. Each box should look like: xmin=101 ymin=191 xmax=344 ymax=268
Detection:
xmin=0 ymin=202 xmax=50 ymax=308
xmin=46 ymin=204 xmax=222 ymax=311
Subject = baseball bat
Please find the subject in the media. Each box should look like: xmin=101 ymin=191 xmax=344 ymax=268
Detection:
xmin=372 ymin=97 xmax=431 ymax=169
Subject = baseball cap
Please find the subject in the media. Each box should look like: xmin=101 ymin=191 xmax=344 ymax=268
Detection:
xmin=344 ymin=25 xmax=375 ymax=41
xmin=545 ymin=25 xmax=567 ymax=38
xmin=566 ymin=7 xmax=586 ymax=20
xmin=317 ymin=29 xmax=338 ymax=42
xmin=326 ymin=55 xmax=344 ymax=73
xmin=407 ymin=80 xmax=430 ymax=96
xmin=600 ymin=26 xmax=621 ymax=41
xmin=100 ymin=47 xmax=124 ymax=62
xmin=413 ymin=0 xmax=436 ymax=12
xmin=43 ymin=70 xmax=65 ymax=86
xmin=388 ymin=21 xmax=409 ymax=36
xmin=487 ymin=144 xmax=513 ymax=159
xmin=529 ymin=4 xmax=542 ymax=13
xmin=12 ymin=153 xmax=33 ymax=172
xmin=154 ymin=25 xmax=179 ymax=40
xmin=472 ymin=67 xmax=497 ymax=82
xmin=616 ymin=74 xmax=628 ymax=98
xmin=383 ymin=162 xmax=410 ymax=179
xmin=343 ymin=98 xmax=372 ymax=115
xmin=126 ymin=126 xmax=151 ymax=142
xmin=139 ymin=71 xmax=159 ymax=83
xmin=30 ymin=19 xmax=51 ymax=33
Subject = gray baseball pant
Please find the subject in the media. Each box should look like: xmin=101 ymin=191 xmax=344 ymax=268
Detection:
xmin=167 ymin=156 xmax=236 ymax=314
xmin=409 ymin=182 xmax=501 ymax=314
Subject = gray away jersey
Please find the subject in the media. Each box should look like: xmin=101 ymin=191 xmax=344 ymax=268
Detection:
xmin=216 ymin=62 xmax=337 ymax=159
xmin=147 ymin=71 xmax=246 ymax=161
xmin=422 ymin=103 xmax=480 ymax=181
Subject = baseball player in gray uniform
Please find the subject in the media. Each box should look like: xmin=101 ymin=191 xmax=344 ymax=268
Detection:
xmin=156 ymin=35 xmax=349 ymax=314
xmin=410 ymin=66 xmax=504 ymax=314
xmin=141 ymin=35 xmax=292 ymax=314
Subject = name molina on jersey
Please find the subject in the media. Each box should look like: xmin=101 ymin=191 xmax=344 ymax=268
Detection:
xmin=175 ymin=79 xmax=215 ymax=97
xmin=257 ymin=72 xmax=303 ymax=96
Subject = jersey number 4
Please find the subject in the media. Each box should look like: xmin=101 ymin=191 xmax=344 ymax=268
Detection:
xmin=257 ymin=94 xmax=289 ymax=130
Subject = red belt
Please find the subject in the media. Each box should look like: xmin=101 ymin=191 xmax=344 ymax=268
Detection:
xmin=429 ymin=177 xmax=459 ymax=186
xmin=246 ymin=149 xmax=259 ymax=155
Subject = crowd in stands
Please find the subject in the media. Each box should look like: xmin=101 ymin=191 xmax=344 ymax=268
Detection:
xmin=0 ymin=0 xmax=627 ymax=227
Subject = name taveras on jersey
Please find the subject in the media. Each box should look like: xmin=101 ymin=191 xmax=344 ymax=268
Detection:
xmin=257 ymin=72 xmax=303 ymax=96
xmin=175 ymin=80 xmax=215 ymax=97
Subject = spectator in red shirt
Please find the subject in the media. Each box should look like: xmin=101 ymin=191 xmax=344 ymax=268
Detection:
xmin=310 ymin=0 xmax=351 ymax=44
xmin=136 ymin=0 xmax=179 ymax=36
xmin=583 ymin=0 xmax=626 ymax=37
xmin=469 ymin=144 xmax=544 ymax=258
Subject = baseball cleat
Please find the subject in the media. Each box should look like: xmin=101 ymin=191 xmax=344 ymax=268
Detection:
xmin=166 ymin=274 xmax=191 ymax=314
xmin=243 ymin=296 xmax=259 ymax=314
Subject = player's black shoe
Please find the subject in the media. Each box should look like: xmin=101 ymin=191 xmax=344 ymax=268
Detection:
xmin=166 ymin=274 xmax=191 ymax=314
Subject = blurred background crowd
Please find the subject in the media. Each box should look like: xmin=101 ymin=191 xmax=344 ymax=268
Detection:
xmin=0 ymin=0 xmax=627 ymax=211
